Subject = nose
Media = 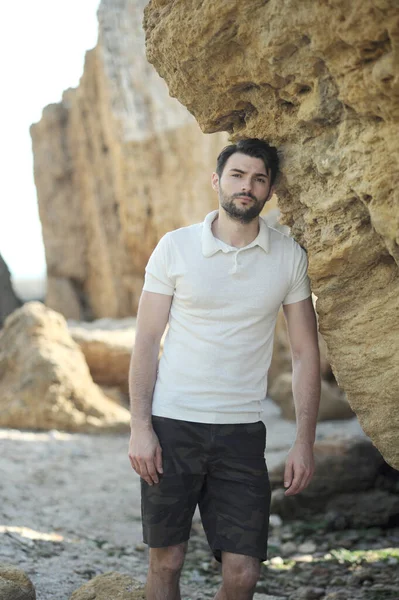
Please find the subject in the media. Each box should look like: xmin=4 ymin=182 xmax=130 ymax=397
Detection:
xmin=241 ymin=178 xmax=252 ymax=192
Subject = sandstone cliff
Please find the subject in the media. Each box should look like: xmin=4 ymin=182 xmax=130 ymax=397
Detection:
xmin=30 ymin=0 xmax=227 ymax=320
xmin=144 ymin=0 xmax=399 ymax=468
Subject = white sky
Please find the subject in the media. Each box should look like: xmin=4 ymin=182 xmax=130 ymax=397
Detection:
xmin=0 ymin=0 xmax=101 ymax=279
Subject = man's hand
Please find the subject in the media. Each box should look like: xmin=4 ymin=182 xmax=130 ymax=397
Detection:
xmin=128 ymin=426 xmax=163 ymax=486
xmin=283 ymin=441 xmax=315 ymax=496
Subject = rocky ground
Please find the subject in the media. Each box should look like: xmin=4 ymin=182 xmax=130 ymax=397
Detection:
xmin=1 ymin=400 xmax=398 ymax=600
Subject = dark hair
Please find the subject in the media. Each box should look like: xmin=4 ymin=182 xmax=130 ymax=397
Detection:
xmin=216 ymin=138 xmax=279 ymax=186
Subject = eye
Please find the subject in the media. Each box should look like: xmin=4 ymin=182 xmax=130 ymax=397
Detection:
xmin=232 ymin=173 xmax=241 ymax=178
xmin=256 ymin=178 xmax=266 ymax=183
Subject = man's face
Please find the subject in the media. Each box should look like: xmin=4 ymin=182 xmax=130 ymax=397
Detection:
xmin=212 ymin=152 xmax=273 ymax=224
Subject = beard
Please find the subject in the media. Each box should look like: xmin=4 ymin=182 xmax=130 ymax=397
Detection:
xmin=219 ymin=189 xmax=268 ymax=224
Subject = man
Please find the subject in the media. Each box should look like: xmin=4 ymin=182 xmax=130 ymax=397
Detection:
xmin=128 ymin=138 xmax=321 ymax=600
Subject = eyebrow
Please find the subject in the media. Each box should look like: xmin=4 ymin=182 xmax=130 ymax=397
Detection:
xmin=229 ymin=168 xmax=269 ymax=178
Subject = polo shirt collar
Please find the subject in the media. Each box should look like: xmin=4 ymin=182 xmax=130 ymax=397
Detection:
xmin=202 ymin=209 xmax=270 ymax=257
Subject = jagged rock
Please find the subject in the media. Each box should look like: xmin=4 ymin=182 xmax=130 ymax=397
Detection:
xmin=0 ymin=302 xmax=130 ymax=432
xmin=0 ymin=254 xmax=22 ymax=329
xmin=0 ymin=563 xmax=36 ymax=600
xmin=69 ymin=572 xmax=145 ymax=600
xmin=269 ymin=374 xmax=354 ymax=422
xmin=144 ymin=0 xmax=399 ymax=469
xmin=30 ymin=0 xmax=228 ymax=320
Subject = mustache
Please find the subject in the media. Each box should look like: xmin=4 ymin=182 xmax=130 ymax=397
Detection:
xmin=233 ymin=192 xmax=257 ymax=201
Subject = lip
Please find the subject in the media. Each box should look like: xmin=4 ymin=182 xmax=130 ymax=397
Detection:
xmin=237 ymin=196 xmax=254 ymax=202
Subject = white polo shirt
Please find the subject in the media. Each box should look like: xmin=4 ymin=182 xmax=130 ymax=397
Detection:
xmin=143 ymin=210 xmax=311 ymax=424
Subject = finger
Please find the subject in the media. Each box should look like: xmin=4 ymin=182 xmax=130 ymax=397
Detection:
xmin=138 ymin=459 xmax=153 ymax=486
xmin=128 ymin=454 xmax=138 ymax=472
xmin=131 ymin=457 xmax=140 ymax=474
xmin=286 ymin=467 xmax=310 ymax=495
xmin=284 ymin=460 xmax=294 ymax=489
xmin=155 ymin=445 xmax=163 ymax=474
xmin=146 ymin=457 xmax=160 ymax=485
xmin=285 ymin=468 xmax=306 ymax=496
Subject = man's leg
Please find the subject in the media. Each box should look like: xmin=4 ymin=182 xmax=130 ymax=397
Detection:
xmin=146 ymin=542 xmax=187 ymax=600
xmin=214 ymin=552 xmax=260 ymax=600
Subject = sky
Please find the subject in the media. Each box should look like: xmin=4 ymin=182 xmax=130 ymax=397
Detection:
xmin=0 ymin=0 xmax=101 ymax=280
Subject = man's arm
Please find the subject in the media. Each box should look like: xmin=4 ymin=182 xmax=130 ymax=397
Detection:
xmin=282 ymin=296 xmax=321 ymax=496
xmin=128 ymin=290 xmax=172 ymax=486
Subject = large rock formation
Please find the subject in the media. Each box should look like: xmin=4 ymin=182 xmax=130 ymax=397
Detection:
xmin=30 ymin=0 xmax=228 ymax=320
xmin=0 ymin=302 xmax=130 ymax=432
xmin=144 ymin=1 xmax=399 ymax=469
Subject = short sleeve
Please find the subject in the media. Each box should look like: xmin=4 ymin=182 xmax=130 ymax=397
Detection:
xmin=143 ymin=233 xmax=175 ymax=296
xmin=283 ymin=243 xmax=311 ymax=305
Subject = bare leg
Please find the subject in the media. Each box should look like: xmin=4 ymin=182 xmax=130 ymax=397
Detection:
xmin=145 ymin=542 xmax=187 ymax=600
xmin=213 ymin=552 xmax=260 ymax=600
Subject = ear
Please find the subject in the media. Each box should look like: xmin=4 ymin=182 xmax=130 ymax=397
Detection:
xmin=211 ymin=172 xmax=219 ymax=192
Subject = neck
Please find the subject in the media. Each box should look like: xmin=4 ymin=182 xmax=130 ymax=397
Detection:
xmin=212 ymin=208 xmax=260 ymax=248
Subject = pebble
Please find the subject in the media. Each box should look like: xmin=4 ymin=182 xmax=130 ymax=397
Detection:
xmin=290 ymin=587 xmax=325 ymax=600
xmin=269 ymin=514 xmax=283 ymax=528
xmin=270 ymin=556 xmax=284 ymax=566
xmin=281 ymin=541 xmax=297 ymax=556
xmin=298 ymin=541 xmax=317 ymax=553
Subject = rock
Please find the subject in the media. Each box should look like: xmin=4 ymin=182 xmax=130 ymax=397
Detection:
xmin=269 ymin=436 xmax=387 ymax=518
xmin=0 ymin=563 xmax=36 ymax=599
xmin=269 ymin=374 xmax=353 ymax=422
xmin=290 ymin=587 xmax=324 ymax=600
xmin=0 ymin=254 xmax=22 ymax=329
xmin=68 ymin=318 xmax=136 ymax=393
xmin=144 ymin=0 xmax=399 ymax=471
xmin=30 ymin=0 xmax=229 ymax=320
xmin=298 ymin=541 xmax=317 ymax=554
xmin=281 ymin=541 xmax=297 ymax=557
xmin=0 ymin=302 xmax=130 ymax=432
xmin=269 ymin=514 xmax=283 ymax=528
xmin=326 ymin=489 xmax=399 ymax=528
xmin=70 ymin=571 xmax=145 ymax=599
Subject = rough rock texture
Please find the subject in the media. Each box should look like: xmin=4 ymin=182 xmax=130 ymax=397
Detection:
xmin=0 ymin=564 xmax=36 ymax=600
xmin=0 ymin=302 xmax=130 ymax=432
xmin=70 ymin=572 xmax=145 ymax=600
xmin=144 ymin=0 xmax=399 ymax=469
xmin=0 ymin=254 xmax=22 ymax=329
xmin=30 ymin=0 xmax=228 ymax=320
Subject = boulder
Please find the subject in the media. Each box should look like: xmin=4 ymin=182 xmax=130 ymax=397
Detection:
xmin=0 ymin=564 xmax=36 ymax=600
xmin=144 ymin=0 xmax=399 ymax=470
xmin=70 ymin=572 xmax=145 ymax=600
xmin=68 ymin=318 xmax=136 ymax=393
xmin=0 ymin=302 xmax=130 ymax=432
xmin=269 ymin=435 xmax=394 ymax=520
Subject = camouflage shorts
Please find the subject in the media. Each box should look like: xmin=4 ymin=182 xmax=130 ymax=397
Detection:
xmin=141 ymin=416 xmax=271 ymax=562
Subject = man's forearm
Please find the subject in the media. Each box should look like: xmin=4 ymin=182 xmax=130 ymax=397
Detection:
xmin=292 ymin=348 xmax=321 ymax=445
xmin=129 ymin=336 xmax=160 ymax=429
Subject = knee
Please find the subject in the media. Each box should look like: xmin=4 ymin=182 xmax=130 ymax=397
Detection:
xmin=149 ymin=544 xmax=186 ymax=577
xmin=223 ymin=559 xmax=260 ymax=592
